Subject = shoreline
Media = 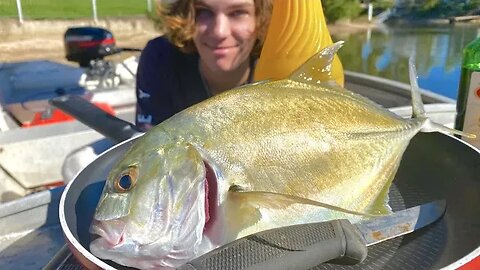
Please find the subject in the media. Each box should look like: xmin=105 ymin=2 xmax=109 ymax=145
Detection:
xmin=0 ymin=17 xmax=380 ymax=63
xmin=1 ymin=17 xmax=479 ymax=64
xmin=0 ymin=17 xmax=157 ymax=37
xmin=0 ymin=18 xmax=159 ymax=64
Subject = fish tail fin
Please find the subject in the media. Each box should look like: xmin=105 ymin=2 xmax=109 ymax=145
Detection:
xmin=408 ymin=57 xmax=476 ymax=139
xmin=422 ymin=119 xmax=476 ymax=138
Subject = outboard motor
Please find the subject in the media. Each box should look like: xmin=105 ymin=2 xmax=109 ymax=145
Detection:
xmin=64 ymin=27 xmax=117 ymax=68
xmin=64 ymin=26 xmax=140 ymax=89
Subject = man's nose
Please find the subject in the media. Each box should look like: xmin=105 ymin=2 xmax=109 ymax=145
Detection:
xmin=212 ymin=14 xmax=231 ymax=39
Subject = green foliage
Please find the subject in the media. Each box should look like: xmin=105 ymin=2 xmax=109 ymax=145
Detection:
xmin=466 ymin=0 xmax=480 ymax=10
xmin=370 ymin=0 xmax=395 ymax=9
xmin=412 ymin=0 xmax=480 ymax=18
xmin=421 ymin=0 xmax=440 ymax=11
xmin=322 ymin=0 xmax=362 ymax=22
xmin=0 ymin=0 xmax=149 ymax=19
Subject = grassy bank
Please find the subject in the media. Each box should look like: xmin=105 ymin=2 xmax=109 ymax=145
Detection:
xmin=0 ymin=0 xmax=150 ymax=19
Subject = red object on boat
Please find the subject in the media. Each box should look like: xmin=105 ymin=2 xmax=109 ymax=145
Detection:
xmin=73 ymin=37 xmax=115 ymax=48
xmin=458 ymin=256 xmax=480 ymax=270
xmin=43 ymin=180 xmax=66 ymax=189
xmin=22 ymin=102 xmax=115 ymax=127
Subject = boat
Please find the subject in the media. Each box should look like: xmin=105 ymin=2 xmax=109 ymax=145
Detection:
xmin=0 ymin=66 xmax=457 ymax=202
xmin=344 ymin=70 xmax=456 ymax=125
xmin=0 ymin=21 xmax=460 ymax=203
xmin=0 ymin=59 xmax=137 ymax=201
xmin=0 ymin=26 xmax=139 ymax=201
xmin=1 ymin=67 xmax=474 ymax=269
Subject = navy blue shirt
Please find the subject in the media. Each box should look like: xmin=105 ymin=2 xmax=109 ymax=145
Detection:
xmin=135 ymin=36 xmax=256 ymax=131
xmin=135 ymin=36 xmax=210 ymax=130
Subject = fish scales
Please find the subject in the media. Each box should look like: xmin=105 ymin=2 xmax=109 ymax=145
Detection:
xmin=89 ymin=43 xmax=451 ymax=269
xmin=160 ymin=81 xmax=419 ymax=197
xmin=116 ymin=78 xmax=418 ymax=246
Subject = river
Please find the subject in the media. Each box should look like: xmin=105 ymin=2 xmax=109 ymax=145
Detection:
xmin=331 ymin=23 xmax=480 ymax=100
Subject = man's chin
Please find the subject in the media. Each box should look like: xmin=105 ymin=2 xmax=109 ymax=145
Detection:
xmin=211 ymin=61 xmax=241 ymax=73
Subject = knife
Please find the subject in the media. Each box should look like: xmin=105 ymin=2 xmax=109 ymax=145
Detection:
xmin=177 ymin=200 xmax=446 ymax=270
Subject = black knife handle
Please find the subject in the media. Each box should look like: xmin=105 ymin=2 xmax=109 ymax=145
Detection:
xmin=177 ymin=219 xmax=368 ymax=270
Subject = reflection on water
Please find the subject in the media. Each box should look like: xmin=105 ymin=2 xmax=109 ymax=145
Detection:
xmin=332 ymin=24 xmax=480 ymax=99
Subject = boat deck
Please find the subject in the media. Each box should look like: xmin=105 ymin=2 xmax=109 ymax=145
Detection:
xmin=0 ymin=72 xmax=457 ymax=270
xmin=345 ymin=71 xmax=454 ymax=107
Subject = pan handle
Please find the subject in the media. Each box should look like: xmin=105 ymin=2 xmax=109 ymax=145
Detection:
xmin=50 ymin=95 xmax=143 ymax=143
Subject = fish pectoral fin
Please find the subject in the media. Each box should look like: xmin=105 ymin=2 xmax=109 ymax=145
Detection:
xmin=289 ymin=41 xmax=344 ymax=86
xmin=229 ymin=189 xmax=381 ymax=217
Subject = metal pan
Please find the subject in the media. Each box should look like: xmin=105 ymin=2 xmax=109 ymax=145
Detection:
xmin=53 ymin=95 xmax=480 ymax=270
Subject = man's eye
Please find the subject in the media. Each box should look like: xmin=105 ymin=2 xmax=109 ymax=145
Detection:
xmin=195 ymin=8 xmax=213 ymax=20
xmin=230 ymin=9 xmax=250 ymax=18
xmin=231 ymin=6 xmax=255 ymax=18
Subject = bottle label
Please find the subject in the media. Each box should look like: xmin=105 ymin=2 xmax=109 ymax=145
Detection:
xmin=463 ymin=71 xmax=480 ymax=148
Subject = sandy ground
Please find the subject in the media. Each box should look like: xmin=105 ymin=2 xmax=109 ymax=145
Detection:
xmin=327 ymin=20 xmax=380 ymax=39
xmin=0 ymin=18 xmax=376 ymax=64
xmin=0 ymin=18 xmax=160 ymax=65
xmin=0 ymin=33 xmax=156 ymax=65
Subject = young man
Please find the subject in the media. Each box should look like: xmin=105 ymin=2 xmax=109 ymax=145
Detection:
xmin=135 ymin=0 xmax=272 ymax=130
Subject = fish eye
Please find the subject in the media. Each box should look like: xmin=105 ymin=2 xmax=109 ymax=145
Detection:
xmin=114 ymin=166 xmax=138 ymax=193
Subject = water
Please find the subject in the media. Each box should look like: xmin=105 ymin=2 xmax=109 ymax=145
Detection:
xmin=331 ymin=24 xmax=480 ymax=100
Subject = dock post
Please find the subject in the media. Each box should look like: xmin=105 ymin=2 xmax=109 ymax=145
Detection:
xmin=15 ymin=0 xmax=24 ymax=24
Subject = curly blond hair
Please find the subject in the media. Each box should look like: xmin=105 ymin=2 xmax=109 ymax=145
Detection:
xmin=158 ymin=0 xmax=272 ymax=58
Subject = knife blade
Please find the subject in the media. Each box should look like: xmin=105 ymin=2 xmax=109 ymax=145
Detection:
xmin=177 ymin=200 xmax=446 ymax=270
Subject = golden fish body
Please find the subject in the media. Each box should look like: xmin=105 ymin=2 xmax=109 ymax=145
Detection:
xmin=156 ymin=75 xmax=420 ymax=236
xmin=89 ymin=43 xmax=443 ymax=269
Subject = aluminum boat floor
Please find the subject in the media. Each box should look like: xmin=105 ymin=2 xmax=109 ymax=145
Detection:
xmin=0 ymin=72 xmax=457 ymax=269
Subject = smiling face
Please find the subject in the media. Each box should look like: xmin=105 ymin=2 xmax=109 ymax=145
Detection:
xmin=193 ymin=0 xmax=257 ymax=73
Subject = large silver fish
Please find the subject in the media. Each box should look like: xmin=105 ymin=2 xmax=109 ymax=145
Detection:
xmin=89 ymin=42 xmax=465 ymax=269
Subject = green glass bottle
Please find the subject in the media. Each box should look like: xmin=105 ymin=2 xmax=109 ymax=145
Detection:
xmin=455 ymin=37 xmax=480 ymax=148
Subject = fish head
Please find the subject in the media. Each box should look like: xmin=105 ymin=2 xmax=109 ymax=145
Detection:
xmin=89 ymin=131 xmax=211 ymax=268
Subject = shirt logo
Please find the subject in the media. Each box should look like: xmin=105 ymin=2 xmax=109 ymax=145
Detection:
xmin=137 ymin=114 xmax=152 ymax=124
xmin=138 ymin=88 xmax=151 ymax=99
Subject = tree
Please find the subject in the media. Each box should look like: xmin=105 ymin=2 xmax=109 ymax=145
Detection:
xmin=369 ymin=0 xmax=395 ymax=9
xmin=421 ymin=0 xmax=440 ymax=11
xmin=322 ymin=0 xmax=362 ymax=22
xmin=466 ymin=0 xmax=480 ymax=11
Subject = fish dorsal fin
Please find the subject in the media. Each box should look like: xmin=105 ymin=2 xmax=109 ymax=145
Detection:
xmin=289 ymin=41 xmax=344 ymax=86
xmin=229 ymin=185 xmax=380 ymax=217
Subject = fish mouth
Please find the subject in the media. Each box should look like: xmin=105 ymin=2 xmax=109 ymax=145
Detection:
xmin=203 ymin=161 xmax=217 ymax=232
xmin=90 ymin=219 xmax=126 ymax=248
